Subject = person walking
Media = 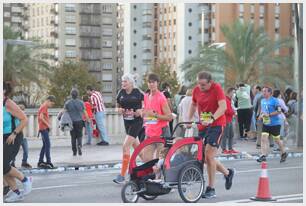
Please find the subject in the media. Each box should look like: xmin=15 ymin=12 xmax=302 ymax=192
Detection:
xmin=221 ymin=87 xmax=239 ymax=154
xmin=65 ymin=89 xmax=90 ymax=156
xmin=37 ymin=95 xmax=56 ymax=169
xmin=162 ymin=82 xmax=174 ymax=133
xmin=142 ymin=73 xmax=173 ymax=162
xmin=113 ymin=74 xmax=144 ymax=184
xmin=256 ymin=87 xmax=288 ymax=163
xmin=235 ymin=83 xmax=253 ymax=140
xmin=187 ymin=71 xmax=234 ymax=199
xmin=86 ymin=85 xmax=109 ymax=146
xmin=82 ymin=95 xmax=94 ymax=145
xmin=11 ymin=104 xmax=32 ymax=169
xmin=3 ymin=82 xmax=32 ymax=202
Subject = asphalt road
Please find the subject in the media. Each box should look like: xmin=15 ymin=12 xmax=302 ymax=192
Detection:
xmin=15 ymin=157 xmax=303 ymax=203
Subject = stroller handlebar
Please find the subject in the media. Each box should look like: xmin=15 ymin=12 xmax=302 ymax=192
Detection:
xmin=169 ymin=121 xmax=201 ymax=138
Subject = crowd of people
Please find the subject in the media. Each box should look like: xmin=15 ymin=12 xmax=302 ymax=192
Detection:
xmin=3 ymin=70 xmax=302 ymax=202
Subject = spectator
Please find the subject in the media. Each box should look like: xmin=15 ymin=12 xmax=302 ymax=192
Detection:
xmin=65 ymin=89 xmax=90 ymax=156
xmin=37 ymin=95 xmax=56 ymax=169
xmin=142 ymin=73 xmax=173 ymax=162
xmin=221 ymin=87 xmax=239 ymax=154
xmin=173 ymin=85 xmax=187 ymax=115
xmin=162 ymin=82 xmax=174 ymax=133
xmin=82 ymin=95 xmax=94 ymax=145
xmin=287 ymin=92 xmax=298 ymax=116
xmin=235 ymin=83 xmax=253 ymax=140
xmin=11 ymin=104 xmax=32 ymax=169
xmin=178 ymin=89 xmax=199 ymax=137
xmin=86 ymin=85 xmax=109 ymax=146
xmin=284 ymin=87 xmax=293 ymax=105
xmin=3 ymin=82 xmax=32 ymax=202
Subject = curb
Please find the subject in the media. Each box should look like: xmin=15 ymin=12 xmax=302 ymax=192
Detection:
xmin=20 ymin=151 xmax=303 ymax=175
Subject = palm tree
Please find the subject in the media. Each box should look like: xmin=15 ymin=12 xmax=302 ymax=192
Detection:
xmin=4 ymin=26 xmax=53 ymax=87
xmin=181 ymin=19 xmax=293 ymax=87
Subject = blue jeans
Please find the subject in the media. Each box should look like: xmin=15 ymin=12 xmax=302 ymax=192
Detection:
xmin=95 ymin=111 xmax=109 ymax=143
xmin=39 ymin=129 xmax=51 ymax=163
xmin=21 ymin=138 xmax=29 ymax=163
xmin=85 ymin=121 xmax=93 ymax=144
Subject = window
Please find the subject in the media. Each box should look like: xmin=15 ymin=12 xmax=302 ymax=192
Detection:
xmin=102 ymin=51 xmax=113 ymax=59
xmin=66 ymin=15 xmax=76 ymax=23
xmin=133 ymin=67 xmax=137 ymax=71
xmin=102 ymin=40 xmax=112 ymax=48
xmin=188 ymin=22 xmax=192 ymax=27
xmin=188 ymin=8 xmax=192 ymax=13
xmin=133 ymin=42 xmax=137 ymax=46
xmin=102 ymin=28 xmax=113 ymax=36
xmin=133 ymin=55 xmax=137 ymax=59
xmin=239 ymin=4 xmax=244 ymax=12
xmin=65 ymin=50 xmax=77 ymax=58
xmin=4 ymin=12 xmax=10 ymax=17
xmin=133 ymin=30 xmax=137 ymax=34
xmin=174 ymin=19 xmax=176 ymax=25
xmin=102 ymin=18 xmax=113 ymax=25
xmin=174 ymin=6 xmax=176 ymax=12
xmin=65 ymin=38 xmax=76 ymax=46
xmin=173 ymin=45 xmax=176 ymax=51
xmin=65 ymin=3 xmax=76 ymax=12
xmin=260 ymin=5 xmax=264 ymax=14
xmin=251 ymin=4 xmax=255 ymax=13
xmin=133 ymin=17 xmax=137 ymax=21
xmin=41 ymin=18 xmax=44 ymax=26
xmin=188 ymin=36 xmax=192 ymax=40
xmin=102 ymin=74 xmax=112 ymax=81
xmin=66 ymin=26 xmax=76 ymax=34
xmin=188 ymin=50 xmax=192 ymax=54
xmin=102 ymin=63 xmax=113 ymax=70
xmin=133 ymin=5 xmax=137 ymax=9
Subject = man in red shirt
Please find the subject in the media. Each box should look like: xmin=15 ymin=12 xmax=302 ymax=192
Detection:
xmin=188 ymin=71 xmax=235 ymax=198
xmin=37 ymin=95 xmax=56 ymax=169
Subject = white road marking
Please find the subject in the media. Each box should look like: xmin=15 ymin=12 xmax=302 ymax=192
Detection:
xmin=32 ymin=184 xmax=79 ymax=190
xmin=219 ymin=193 xmax=303 ymax=203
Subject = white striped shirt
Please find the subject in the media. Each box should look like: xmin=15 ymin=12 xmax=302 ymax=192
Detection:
xmin=90 ymin=91 xmax=106 ymax=112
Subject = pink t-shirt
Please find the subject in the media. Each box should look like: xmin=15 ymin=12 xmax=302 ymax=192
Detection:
xmin=144 ymin=91 xmax=169 ymax=137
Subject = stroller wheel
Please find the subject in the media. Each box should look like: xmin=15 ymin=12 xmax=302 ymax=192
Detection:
xmin=178 ymin=164 xmax=204 ymax=203
xmin=140 ymin=194 xmax=158 ymax=201
xmin=121 ymin=181 xmax=140 ymax=203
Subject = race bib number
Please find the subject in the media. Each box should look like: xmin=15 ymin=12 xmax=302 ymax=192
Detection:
xmin=262 ymin=116 xmax=271 ymax=125
xmin=144 ymin=116 xmax=158 ymax=125
xmin=200 ymin=112 xmax=213 ymax=124
xmin=123 ymin=110 xmax=134 ymax=120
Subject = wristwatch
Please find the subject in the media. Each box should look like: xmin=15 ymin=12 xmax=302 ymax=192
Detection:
xmin=211 ymin=115 xmax=215 ymax=121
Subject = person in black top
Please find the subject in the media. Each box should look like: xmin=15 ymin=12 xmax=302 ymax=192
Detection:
xmin=162 ymin=82 xmax=174 ymax=133
xmin=113 ymin=73 xmax=144 ymax=184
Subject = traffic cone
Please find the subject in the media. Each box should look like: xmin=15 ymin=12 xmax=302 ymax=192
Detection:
xmin=250 ymin=162 xmax=275 ymax=201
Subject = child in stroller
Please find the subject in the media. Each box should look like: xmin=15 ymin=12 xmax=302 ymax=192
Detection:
xmin=152 ymin=147 xmax=169 ymax=181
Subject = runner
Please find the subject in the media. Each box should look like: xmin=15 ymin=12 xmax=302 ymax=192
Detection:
xmin=257 ymin=87 xmax=288 ymax=163
xmin=187 ymin=71 xmax=234 ymax=199
xmin=142 ymin=73 xmax=173 ymax=162
xmin=113 ymin=74 xmax=144 ymax=184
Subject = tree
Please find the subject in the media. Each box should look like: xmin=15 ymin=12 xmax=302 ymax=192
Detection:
xmin=181 ymin=19 xmax=293 ymax=88
xmin=48 ymin=60 xmax=100 ymax=107
xmin=4 ymin=26 xmax=53 ymax=86
xmin=141 ymin=63 xmax=180 ymax=95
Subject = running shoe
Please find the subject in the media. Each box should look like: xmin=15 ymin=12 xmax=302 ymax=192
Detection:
xmin=256 ymin=155 xmax=267 ymax=162
xmin=21 ymin=162 xmax=32 ymax=169
xmin=222 ymin=149 xmax=230 ymax=154
xmin=113 ymin=175 xmax=125 ymax=184
xmin=4 ymin=191 xmax=24 ymax=203
xmin=23 ymin=177 xmax=32 ymax=195
xmin=3 ymin=186 xmax=10 ymax=196
xmin=225 ymin=168 xmax=235 ymax=190
xmin=229 ymin=149 xmax=240 ymax=154
xmin=280 ymin=152 xmax=288 ymax=163
xmin=202 ymin=186 xmax=216 ymax=198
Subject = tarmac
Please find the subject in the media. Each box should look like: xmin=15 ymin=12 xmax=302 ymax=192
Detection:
xmin=14 ymin=135 xmax=303 ymax=174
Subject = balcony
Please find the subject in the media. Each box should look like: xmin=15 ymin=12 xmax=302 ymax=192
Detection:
xmin=50 ymin=5 xmax=59 ymax=14
xmin=50 ymin=31 xmax=58 ymax=38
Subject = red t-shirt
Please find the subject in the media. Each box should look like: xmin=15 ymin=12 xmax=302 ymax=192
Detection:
xmin=192 ymin=82 xmax=226 ymax=131
xmin=225 ymin=96 xmax=235 ymax=123
xmin=83 ymin=101 xmax=93 ymax=120
xmin=38 ymin=103 xmax=49 ymax=130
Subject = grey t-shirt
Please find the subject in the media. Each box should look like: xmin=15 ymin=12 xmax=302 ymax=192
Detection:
xmin=64 ymin=99 xmax=85 ymax=122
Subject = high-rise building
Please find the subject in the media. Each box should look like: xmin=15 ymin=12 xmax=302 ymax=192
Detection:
xmin=3 ymin=3 xmax=29 ymax=38
xmin=26 ymin=3 xmax=119 ymax=105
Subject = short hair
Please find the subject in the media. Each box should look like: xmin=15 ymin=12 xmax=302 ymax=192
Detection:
xmin=256 ymin=85 xmax=262 ymax=91
xmin=47 ymin=95 xmax=56 ymax=102
xmin=70 ymin=88 xmax=79 ymax=99
xmin=86 ymin=85 xmax=94 ymax=91
xmin=239 ymin=83 xmax=245 ymax=87
xmin=227 ymin=87 xmax=236 ymax=94
xmin=147 ymin=73 xmax=160 ymax=83
xmin=3 ymin=81 xmax=13 ymax=97
xmin=197 ymin=71 xmax=212 ymax=81
xmin=122 ymin=73 xmax=136 ymax=87
xmin=290 ymin=92 xmax=297 ymax=100
xmin=82 ymin=95 xmax=89 ymax=102
xmin=178 ymin=85 xmax=187 ymax=95
xmin=162 ymin=82 xmax=170 ymax=90
xmin=273 ymin=89 xmax=281 ymax=98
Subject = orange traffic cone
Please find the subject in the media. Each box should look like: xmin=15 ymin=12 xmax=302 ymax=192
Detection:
xmin=250 ymin=162 xmax=275 ymax=201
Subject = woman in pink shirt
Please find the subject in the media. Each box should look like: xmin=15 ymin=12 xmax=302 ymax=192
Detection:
xmin=142 ymin=73 xmax=173 ymax=162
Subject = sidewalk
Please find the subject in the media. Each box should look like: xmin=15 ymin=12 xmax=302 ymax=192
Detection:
xmin=14 ymin=136 xmax=303 ymax=172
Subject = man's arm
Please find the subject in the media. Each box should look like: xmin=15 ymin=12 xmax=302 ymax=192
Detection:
xmin=212 ymin=99 xmax=227 ymax=120
xmin=40 ymin=113 xmax=50 ymax=128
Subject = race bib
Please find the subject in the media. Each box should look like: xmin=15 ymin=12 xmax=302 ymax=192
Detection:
xmin=262 ymin=116 xmax=271 ymax=125
xmin=123 ymin=110 xmax=134 ymax=120
xmin=144 ymin=116 xmax=158 ymax=125
xmin=200 ymin=112 xmax=213 ymax=124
